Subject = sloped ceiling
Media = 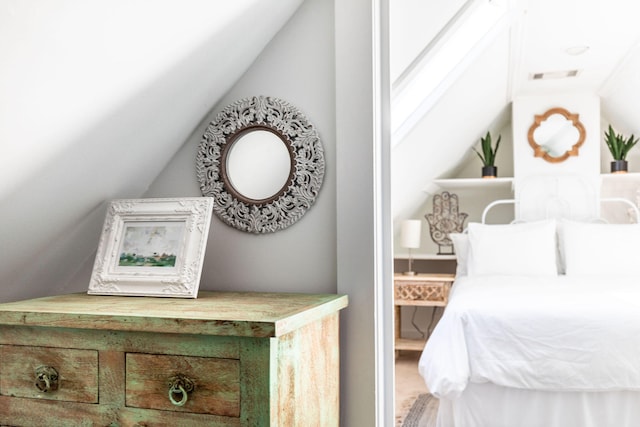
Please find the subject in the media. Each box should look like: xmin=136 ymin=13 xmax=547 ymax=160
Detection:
xmin=0 ymin=0 xmax=303 ymax=301
xmin=392 ymin=34 xmax=511 ymax=220
xmin=391 ymin=0 xmax=640 ymax=223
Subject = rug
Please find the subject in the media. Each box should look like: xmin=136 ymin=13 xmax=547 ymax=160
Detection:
xmin=401 ymin=393 xmax=439 ymax=427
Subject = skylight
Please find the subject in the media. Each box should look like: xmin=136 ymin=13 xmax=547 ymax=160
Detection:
xmin=391 ymin=0 xmax=509 ymax=144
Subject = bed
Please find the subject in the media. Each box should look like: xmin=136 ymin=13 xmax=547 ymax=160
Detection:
xmin=418 ymin=209 xmax=640 ymax=427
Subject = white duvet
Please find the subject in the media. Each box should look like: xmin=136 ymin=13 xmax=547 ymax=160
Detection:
xmin=419 ymin=275 xmax=640 ymax=399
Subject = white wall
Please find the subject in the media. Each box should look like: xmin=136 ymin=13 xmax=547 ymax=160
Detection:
xmin=600 ymin=43 xmax=640 ymax=179
xmin=407 ymin=121 xmax=515 ymax=256
xmin=389 ymin=0 xmax=465 ymax=82
xmin=512 ymin=94 xmax=601 ymax=220
xmin=391 ymin=32 xmax=511 ymax=225
xmin=600 ymin=44 xmax=640 ymax=140
xmin=513 ymin=94 xmax=600 ymax=180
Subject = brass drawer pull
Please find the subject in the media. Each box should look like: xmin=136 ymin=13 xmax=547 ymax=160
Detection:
xmin=168 ymin=374 xmax=195 ymax=406
xmin=35 ymin=366 xmax=59 ymax=393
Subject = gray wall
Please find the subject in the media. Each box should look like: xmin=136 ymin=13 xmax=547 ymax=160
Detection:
xmin=336 ymin=0 xmax=393 ymax=425
xmin=145 ymin=0 xmax=337 ymax=294
xmin=148 ymin=0 xmax=391 ymax=425
xmin=0 ymin=0 xmax=305 ymax=304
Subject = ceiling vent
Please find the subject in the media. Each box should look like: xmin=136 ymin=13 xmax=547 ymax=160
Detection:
xmin=531 ymin=70 xmax=580 ymax=80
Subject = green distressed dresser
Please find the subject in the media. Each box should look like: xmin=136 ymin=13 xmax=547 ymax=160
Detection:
xmin=0 ymin=291 xmax=348 ymax=426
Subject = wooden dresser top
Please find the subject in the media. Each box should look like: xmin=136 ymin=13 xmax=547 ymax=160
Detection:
xmin=0 ymin=291 xmax=348 ymax=338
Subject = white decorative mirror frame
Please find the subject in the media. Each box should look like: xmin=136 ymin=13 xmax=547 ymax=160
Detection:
xmin=196 ymin=96 xmax=325 ymax=234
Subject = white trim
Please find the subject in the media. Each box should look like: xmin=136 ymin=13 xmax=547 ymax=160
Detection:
xmin=374 ymin=0 xmax=395 ymax=425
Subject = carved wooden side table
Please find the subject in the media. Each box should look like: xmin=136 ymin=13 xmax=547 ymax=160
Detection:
xmin=393 ymin=273 xmax=455 ymax=353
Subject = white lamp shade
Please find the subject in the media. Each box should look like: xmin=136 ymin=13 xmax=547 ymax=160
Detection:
xmin=400 ymin=219 xmax=422 ymax=249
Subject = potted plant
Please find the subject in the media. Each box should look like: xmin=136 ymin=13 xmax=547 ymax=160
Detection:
xmin=473 ymin=131 xmax=501 ymax=178
xmin=605 ymin=124 xmax=638 ymax=173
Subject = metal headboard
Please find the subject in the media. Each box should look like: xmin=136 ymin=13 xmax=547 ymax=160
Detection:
xmin=481 ymin=197 xmax=640 ymax=224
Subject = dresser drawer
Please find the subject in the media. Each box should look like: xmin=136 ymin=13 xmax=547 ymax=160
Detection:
xmin=0 ymin=345 xmax=98 ymax=403
xmin=125 ymin=352 xmax=240 ymax=417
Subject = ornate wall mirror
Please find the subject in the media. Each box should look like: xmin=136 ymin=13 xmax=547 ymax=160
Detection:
xmin=527 ymin=107 xmax=586 ymax=163
xmin=196 ymin=96 xmax=325 ymax=234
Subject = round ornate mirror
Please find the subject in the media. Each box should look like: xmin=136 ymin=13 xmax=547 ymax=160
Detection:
xmin=527 ymin=107 xmax=586 ymax=163
xmin=196 ymin=96 xmax=325 ymax=234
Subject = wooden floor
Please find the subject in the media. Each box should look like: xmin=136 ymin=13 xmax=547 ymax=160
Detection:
xmin=395 ymin=350 xmax=429 ymax=426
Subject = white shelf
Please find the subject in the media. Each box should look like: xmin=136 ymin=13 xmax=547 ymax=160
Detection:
xmin=431 ymin=177 xmax=514 ymax=191
xmin=395 ymin=253 xmax=456 ymax=260
xmin=600 ymin=172 xmax=640 ymax=184
xmin=395 ymin=337 xmax=427 ymax=352
xmin=432 ymin=174 xmax=640 ymax=189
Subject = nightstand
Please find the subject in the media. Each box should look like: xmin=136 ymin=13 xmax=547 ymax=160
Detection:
xmin=393 ymin=273 xmax=455 ymax=352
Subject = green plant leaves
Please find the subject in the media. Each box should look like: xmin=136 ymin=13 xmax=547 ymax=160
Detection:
xmin=473 ymin=131 xmax=501 ymax=166
xmin=605 ymin=124 xmax=638 ymax=160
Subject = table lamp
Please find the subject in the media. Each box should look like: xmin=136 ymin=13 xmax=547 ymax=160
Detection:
xmin=400 ymin=219 xmax=421 ymax=275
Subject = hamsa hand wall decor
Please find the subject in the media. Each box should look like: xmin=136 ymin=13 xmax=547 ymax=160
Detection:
xmin=425 ymin=191 xmax=467 ymax=255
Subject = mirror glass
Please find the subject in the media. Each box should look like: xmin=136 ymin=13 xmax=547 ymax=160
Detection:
xmin=533 ymin=113 xmax=580 ymax=158
xmin=527 ymin=107 xmax=586 ymax=163
xmin=226 ymin=130 xmax=292 ymax=201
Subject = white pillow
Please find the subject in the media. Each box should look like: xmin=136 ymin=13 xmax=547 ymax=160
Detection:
xmin=449 ymin=233 xmax=469 ymax=276
xmin=467 ymin=220 xmax=558 ymax=277
xmin=559 ymin=220 xmax=640 ymax=276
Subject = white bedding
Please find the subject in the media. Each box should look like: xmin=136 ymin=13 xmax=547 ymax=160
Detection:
xmin=436 ymin=383 xmax=640 ymax=427
xmin=419 ymin=275 xmax=640 ymax=399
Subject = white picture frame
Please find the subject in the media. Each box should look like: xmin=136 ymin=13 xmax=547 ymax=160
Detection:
xmin=88 ymin=197 xmax=214 ymax=298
